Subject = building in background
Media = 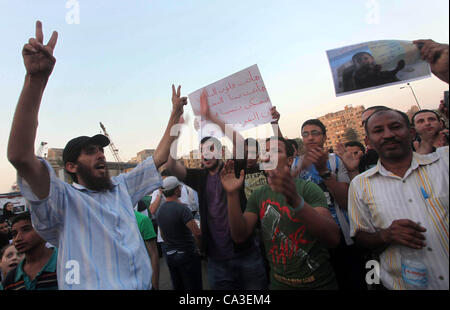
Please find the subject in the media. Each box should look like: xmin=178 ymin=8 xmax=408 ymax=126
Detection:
xmin=129 ymin=149 xmax=155 ymax=164
xmin=318 ymin=105 xmax=365 ymax=151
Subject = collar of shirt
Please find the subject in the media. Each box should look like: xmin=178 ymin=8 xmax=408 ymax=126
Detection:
xmin=367 ymin=151 xmax=440 ymax=179
xmin=71 ymin=178 xmax=120 ymax=192
xmin=14 ymin=248 xmax=58 ymax=284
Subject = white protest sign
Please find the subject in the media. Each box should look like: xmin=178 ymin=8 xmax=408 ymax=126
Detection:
xmin=188 ymin=64 xmax=273 ymax=140
xmin=326 ymin=40 xmax=431 ymax=96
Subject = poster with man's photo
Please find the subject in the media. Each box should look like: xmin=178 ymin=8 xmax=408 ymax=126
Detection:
xmin=326 ymin=40 xmax=431 ymax=96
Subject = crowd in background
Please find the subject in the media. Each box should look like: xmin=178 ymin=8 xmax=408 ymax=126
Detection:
xmin=1 ymin=21 xmax=448 ymax=290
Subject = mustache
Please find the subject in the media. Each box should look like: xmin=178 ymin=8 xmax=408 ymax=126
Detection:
xmin=381 ymin=138 xmax=401 ymax=146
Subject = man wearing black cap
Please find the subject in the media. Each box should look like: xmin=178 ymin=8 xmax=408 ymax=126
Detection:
xmin=7 ymin=21 xmax=187 ymax=289
xmin=62 ymin=134 xmax=112 ymax=191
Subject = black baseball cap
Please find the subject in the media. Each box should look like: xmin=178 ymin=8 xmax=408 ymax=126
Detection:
xmin=62 ymin=134 xmax=110 ymax=165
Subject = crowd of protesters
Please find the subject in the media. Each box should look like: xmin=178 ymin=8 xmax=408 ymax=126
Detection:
xmin=1 ymin=21 xmax=448 ymax=290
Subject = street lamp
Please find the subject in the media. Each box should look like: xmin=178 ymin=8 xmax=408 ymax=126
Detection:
xmin=400 ymin=83 xmax=421 ymax=110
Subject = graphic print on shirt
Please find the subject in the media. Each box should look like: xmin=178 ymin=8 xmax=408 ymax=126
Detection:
xmin=260 ymin=199 xmax=319 ymax=273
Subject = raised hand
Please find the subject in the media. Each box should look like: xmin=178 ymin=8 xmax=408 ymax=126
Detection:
xmin=200 ymin=89 xmax=212 ymax=120
xmin=414 ymin=39 xmax=449 ymax=84
xmin=23 ymin=21 xmax=58 ymax=78
xmin=171 ymin=84 xmax=187 ymax=119
xmin=267 ymin=164 xmax=301 ymax=208
xmin=413 ymin=138 xmax=434 ymax=155
xmin=305 ymin=147 xmax=328 ymax=172
xmin=220 ymin=160 xmax=244 ymax=193
xmin=335 ymin=142 xmax=360 ymax=172
xmin=270 ymin=106 xmax=280 ymax=124
xmin=436 ymin=129 xmax=449 ymax=147
xmin=439 ymin=99 xmax=449 ymax=119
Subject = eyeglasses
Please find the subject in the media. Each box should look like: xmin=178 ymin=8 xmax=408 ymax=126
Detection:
xmin=301 ymin=130 xmax=323 ymax=138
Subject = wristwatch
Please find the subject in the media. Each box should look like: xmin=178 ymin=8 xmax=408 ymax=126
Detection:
xmin=292 ymin=196 xmax=305 ymax=213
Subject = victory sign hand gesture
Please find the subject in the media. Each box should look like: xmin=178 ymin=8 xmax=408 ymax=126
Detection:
xmin=171 ymin=84 xmax=188 ymax=119
xmin=23 ymin=21 xmax=58 ymax=78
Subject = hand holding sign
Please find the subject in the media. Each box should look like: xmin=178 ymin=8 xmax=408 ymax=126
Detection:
xmin=270 ymin=106 xmax=280 ymax=124
xmin=414 ymin=39 xmax=449 ymax=83
xmin=327 ymin=40 xmax=431 ymax=96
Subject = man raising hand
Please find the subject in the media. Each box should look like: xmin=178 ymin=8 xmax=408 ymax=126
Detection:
xmin=8 ymin=21 xmax=187 ymax=290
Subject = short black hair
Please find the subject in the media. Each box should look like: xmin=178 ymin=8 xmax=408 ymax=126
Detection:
xmin=352 ymin=51 xmax=374 ymax=65
xmin=362 ymin=106 xmax=391 ymax=127
xmin=265 ymin=136 xmax=294 ymax=158
xmin=200 ymin=136 xmax=222 ymax=147
xmin=301 ymin=119 xmax=327 ymax=135
xmin=362 ymin=105 xmax=390 ymax=114
xmin=364 ymin=108 xmax=411 ymax=134
xmin=10 ymin=212 xmax=32 ymax=227
xmin=345 ymin=141 xmax=365 ymax=153
xmin=411 ymin=109 xmax=440 ymax=126
xmin=200 ymin=136 xmax=222 ymax=161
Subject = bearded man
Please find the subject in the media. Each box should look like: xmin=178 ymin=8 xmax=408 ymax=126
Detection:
xmin=7 ymin=21 xmax=186 ymax=289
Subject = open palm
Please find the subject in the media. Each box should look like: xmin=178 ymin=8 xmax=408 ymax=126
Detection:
xmin=220 ymin=160 xmax=244 ymax=193
xmin=22 ymin=21 xmax=58 ymax=77
xmin=335 ymin=143 xmax=360 ymax=171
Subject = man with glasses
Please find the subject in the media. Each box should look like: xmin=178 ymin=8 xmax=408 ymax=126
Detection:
xmin=293 ymin=119 xmax=367 ymax=290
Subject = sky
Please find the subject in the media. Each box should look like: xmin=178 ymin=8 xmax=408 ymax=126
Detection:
xmin=0 ymin=0 xmax=449 ymax=193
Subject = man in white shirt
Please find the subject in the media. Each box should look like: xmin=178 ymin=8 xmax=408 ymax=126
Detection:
xmin=349 ymin=108 xmax=449 ymax=290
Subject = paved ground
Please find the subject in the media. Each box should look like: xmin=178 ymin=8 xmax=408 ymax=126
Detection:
xmin=158 ymin=255 xmax=210 ymax=290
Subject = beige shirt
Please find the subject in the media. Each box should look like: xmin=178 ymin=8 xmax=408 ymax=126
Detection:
xmin=349 ymin=147 xmax=449 ymax=290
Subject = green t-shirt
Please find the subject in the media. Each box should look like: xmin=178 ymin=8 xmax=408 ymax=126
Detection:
xmin=134 ymin=211 xmax=156 ymax=241
xmin=244 ymin=170 xmax=268 ymax=200
xmin=246 ymin=179 xmax=337 ymax=290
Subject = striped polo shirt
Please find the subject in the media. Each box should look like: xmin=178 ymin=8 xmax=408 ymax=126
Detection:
xmin=2 ymin=248 xmax=58 ymax=290
xmin=349 ymin=146 xmax=448 ymax=290
xmin=18 ymin=156 xmax=162 ymax=289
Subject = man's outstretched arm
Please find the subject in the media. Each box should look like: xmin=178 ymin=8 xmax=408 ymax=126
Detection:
xmin=199 ymin=89 xmax=245 ymax=159
xmin=153 ymin=85 xmax=187 ymax=168
xmin=8 ymin=21 xmax=58 ymax=200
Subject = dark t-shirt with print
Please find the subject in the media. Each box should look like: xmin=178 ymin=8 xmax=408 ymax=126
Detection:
xmin=246 ymin=179 xmax=337 ymax=290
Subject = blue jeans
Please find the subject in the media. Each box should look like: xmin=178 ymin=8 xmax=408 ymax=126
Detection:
xmin=207 ymin=249 xmax=268 ymax=290
xmin=164 ymin=250 xmax=203 ymax=290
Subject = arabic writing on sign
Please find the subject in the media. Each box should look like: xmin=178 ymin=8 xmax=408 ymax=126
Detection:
xmin=188 ymin=64 xmax=273 ymax=135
